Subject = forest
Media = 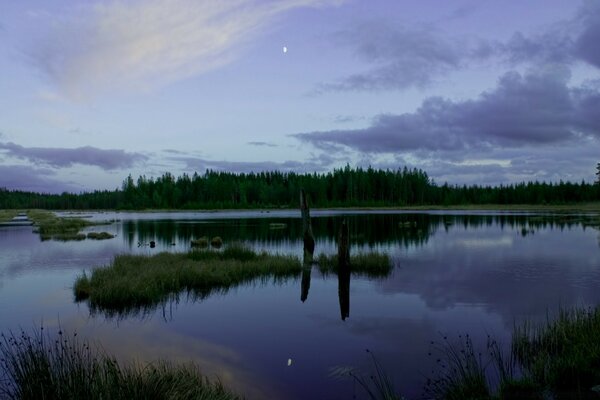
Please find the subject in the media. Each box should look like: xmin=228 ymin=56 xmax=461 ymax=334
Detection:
xmin=1 ymin=166 xmax=599 ymax=210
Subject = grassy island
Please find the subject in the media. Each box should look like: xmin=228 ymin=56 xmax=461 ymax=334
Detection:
xmin=74 ymin=245 xmax=303 ymax=313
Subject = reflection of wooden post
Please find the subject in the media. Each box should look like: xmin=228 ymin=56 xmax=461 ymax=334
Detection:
xmin=338 ymin=219 xmax=349 ymax=267
xmin=300 ymin=190 xmax=315 ymax=260
xmin=301 ymin=267 xmax=311 ymax=302
xmin=338 ymin=219 xmax=350 ymax=320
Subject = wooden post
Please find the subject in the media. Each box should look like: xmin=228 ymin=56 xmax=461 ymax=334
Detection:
xmin=300 ymin=189 xmax=315 ymax=260
xmin=338 ymin=219 xmax=350 ymax=320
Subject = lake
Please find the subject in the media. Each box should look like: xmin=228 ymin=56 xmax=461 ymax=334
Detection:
xmin=1 ymin=210 xmax=599 ymax=399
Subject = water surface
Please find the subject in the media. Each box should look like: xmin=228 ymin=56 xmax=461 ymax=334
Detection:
xmin=1 ymin=210 xmax=599 ymax=399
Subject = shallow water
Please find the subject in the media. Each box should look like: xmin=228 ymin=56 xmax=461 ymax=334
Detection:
xmin=1 ymin=210 xmax=599 ymax=399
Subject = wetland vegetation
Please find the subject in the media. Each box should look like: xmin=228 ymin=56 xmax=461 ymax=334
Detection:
xmin=74 ymin=244 xmax=394 ymax=315
xmin=0 ymin=328 xmax=240 ymax=400
xmin=425 ymin=307 xmax=600 ymax=400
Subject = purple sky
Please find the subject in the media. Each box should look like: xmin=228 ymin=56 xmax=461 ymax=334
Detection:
xmin=0 ymin=0 xmax=599 ymax=193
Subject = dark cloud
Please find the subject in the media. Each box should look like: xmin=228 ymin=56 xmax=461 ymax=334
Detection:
xmin=295 ymin=69 xmax=599 ymax=153
xmin=317 ymin=22 xmax=467 ymax=92
xmin=247 ymin=141 xmax=277 ymax=147
xmin=0 ymin=142 xmax=147 ymax=170
xmin=318 ymin=1 xmax=600 ymax=93
xmin=0 ymin=165 xmax=79 ymax=193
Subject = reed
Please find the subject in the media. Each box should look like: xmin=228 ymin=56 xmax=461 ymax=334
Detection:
xmin=0 ymin=328 xmax=239 ymax=400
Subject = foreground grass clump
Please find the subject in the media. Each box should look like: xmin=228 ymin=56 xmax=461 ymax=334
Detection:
xmin=426 ymin=306 xmax=600 ymax=400
xmin=74 ymin=244 xmax=302 ymax=313
xmin=0 ymin=328 xmax=240 ymax=400
xmin=513 ymin=307 xmax=600 ymax=398
xmin=317 ymin=252 xmax=393 ymax=277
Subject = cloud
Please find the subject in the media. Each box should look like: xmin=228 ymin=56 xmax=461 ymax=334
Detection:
xmin=169 ymin=153 xmax=335 ymax=173
xmin=247 ymin=141 xmax=278 ymax=147
xmin=0 ymin=142 xmax=147 ymax=170
xmin=295 ymin=69 xmax=600 ymax=154
xmin=26 ymin=0 xmax=343 ymax=99
xmin=317 ymin=1 xmax=600 ymax=93
xmin=316 ymin=22 xmax=469 ymax=92
xmin=0 ymin=165 xmax=78 ymax=193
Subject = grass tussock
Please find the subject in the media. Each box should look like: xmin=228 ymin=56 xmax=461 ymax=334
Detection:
xmin=74 ymin=244 xmax=302 ymax=314
xmin=210 ymin=236 xmax=223 ymax=248
xmin=87 ymin=232 xmax=115 ymax=240
xmin=28 ymin=210 xmax=92 ymax=241
xmin=512 ymin=307 xmax=600 ymax=398
xmin=190 ymin=237 xmax=209 ymax=248
xmin=317 ymin=252 xmax=393 ymax=277
xmin=0 ymin=328 xmax=240 ymax=400
xmin=425 ymin=306 xmax=600 ymax=400
xmin=0 ymin=210 xmax=19 ymax=223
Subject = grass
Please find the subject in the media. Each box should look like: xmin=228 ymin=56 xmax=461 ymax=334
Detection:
xmin=87 ymin=232 xmax=115 ymax=240
xmin=27 ymin=210 xmax=112 ymax=241
xmin=0 ymin=327 xmax=240 ymax=400
xmin=317 ymin=252 xmax=393 ymax=277
xmin=74 ymin=244 xmax=302 ymax=314
xmin=191 ymin=237 xmax=209 ymax=248
xmin=425 ymin=306 xmax=600 ymax=400
xmin=512 ymin=307 xmax=600 ymax=398
xmin=28 ymin=210 xmax=92 ymax=239
xmin=0 ymin=210 xmax=19 ymax=223
xmin=331 ymin=350 xmax=404 ymax=400
xmin=210 ymin=236 xmax=223 ymax=248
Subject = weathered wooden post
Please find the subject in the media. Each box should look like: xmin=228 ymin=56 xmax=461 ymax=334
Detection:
xmin=338 ymin=219 xmax=350 ymax=320
xmin=300 ymin=189 xmax=315 ymax=260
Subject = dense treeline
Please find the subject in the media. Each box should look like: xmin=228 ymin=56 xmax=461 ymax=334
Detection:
xmin=1 ymin=166 xmax=599 ymax=210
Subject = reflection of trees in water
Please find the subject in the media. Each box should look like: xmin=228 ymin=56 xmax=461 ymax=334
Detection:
xmin=122 ymin=214 xmax=593 ymax=250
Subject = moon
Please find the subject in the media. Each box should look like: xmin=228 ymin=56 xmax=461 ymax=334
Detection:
xmin=283 ymin=46 xmax=288 ymax=54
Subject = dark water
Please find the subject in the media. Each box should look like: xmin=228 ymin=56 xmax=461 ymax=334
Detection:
xmin=1 ymin=210 xmax=599 ymax=399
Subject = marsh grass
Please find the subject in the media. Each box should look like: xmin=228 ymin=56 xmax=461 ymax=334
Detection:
xmin=0 ymin=210 xmax=19 ymax=223
xmin=87 ymin=232 xmax=115 ymax=240
xmin=329 ymin=350 xmax=403 ymax=400
xmin=74 ymin=244 xmax=302 ymax=314
xmin=0 ymin=328 xmax=239 ymax=400
xmin=317 ymin=253 xmax=393 ymax=277
xmin=425 ymin=307 xmax=600 ymax=400
xmin=28 ymin=209 xmax=91 ymax=238
xmin=28 ymin=210 xmax=111 ymax=241
xmin=190 ymin=237 xmax=209 ymax=248
xmin=210 ymin=236 xmax=223 ymax=248
xmin=512 ymin=307 xmax=600 ymax=398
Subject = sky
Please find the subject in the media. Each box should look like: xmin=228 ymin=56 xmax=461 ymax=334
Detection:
xmin=0 ymin=0 xmax=599 ymax=193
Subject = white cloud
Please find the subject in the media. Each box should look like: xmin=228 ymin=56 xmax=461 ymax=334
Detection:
xmin=28 ymin=0 xmax=342 ymax=100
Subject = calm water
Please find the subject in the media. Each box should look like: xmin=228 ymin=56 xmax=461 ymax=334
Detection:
xmin=1 ymin=210 xmax=599 ymax=399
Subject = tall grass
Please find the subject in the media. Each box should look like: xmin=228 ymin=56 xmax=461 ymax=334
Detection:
xmin=317 ymin=252 xmax=393 ymax=277
xmin=74 ymin=244 xmax=302 ymax=314
xmin=0 ymin=328 xmax=239 ymax=400
xmin=512 ymin=307 xmax=600 ymax=398
xmin=425 ymin=306 xmax=600 ymax=400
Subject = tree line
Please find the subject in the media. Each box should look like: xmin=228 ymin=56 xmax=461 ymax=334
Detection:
xmin=1 ymin=166 xmax=599 ymax=210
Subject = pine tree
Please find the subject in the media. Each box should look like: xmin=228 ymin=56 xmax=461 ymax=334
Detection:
xmin=596 ymin=162 xmax=600 ymax=185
